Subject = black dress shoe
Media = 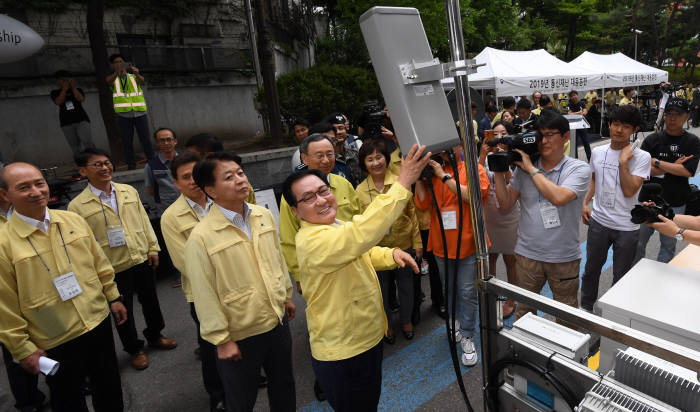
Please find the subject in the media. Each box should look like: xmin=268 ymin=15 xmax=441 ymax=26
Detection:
xmin=403 ymin=329 xmax=414 ymax=340
xmin=314 ymin=380 xmax=327 ymax=401
xmin=383 ymin=334 xmax=396 ymax=345
xmin=259 ymin=374 xmax=268 ymax=388
xmin=211 ymin=401 xmax=226 ymax=412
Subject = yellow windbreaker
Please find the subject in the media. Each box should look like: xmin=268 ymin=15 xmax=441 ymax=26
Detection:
xmin=355 ymin=172 xmax=421 ymax=251
xmin=0 ymin=210 xmax=119 ymax=360
xmin=279 ymin=173 xmax=360 ymax=281
xmin=184 ymin=204 xmax=292 ymax=345
xmin=296 ymin=183 xmax=413 ymax=361
xmin=68 ymin=183 xmax=159 ymax=273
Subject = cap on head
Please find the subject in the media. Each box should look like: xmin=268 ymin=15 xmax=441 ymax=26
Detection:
xmin=665 ymin=98 xmax=690 ymax=113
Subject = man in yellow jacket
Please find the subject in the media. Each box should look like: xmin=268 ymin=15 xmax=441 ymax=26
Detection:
xmin=0 ymin=162 xmax=127 ymax=411
xmin=282 ymin=144 xmax=429 ymax=411
xmin=68 ymin=148 xmax=176 ymax=371
xmin=160 ymin=151 xmax=226 ymax=411
xmin=0 ymin=164 xmax=48 ymax=411
xmin=185 ymin=151 xmax=296 ymax=412
xmin=279 ymin=134 xmax=360 ymax=295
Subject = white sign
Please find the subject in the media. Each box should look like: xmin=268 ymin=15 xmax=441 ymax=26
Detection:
xmin=254 ymin=189 xmax=280 ymax=227
xmin=0 ymin=15 xmax=45 ymax=64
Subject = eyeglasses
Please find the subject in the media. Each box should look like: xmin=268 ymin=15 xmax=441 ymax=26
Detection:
xmin=297 ymin=185 xmax=331 ymax=204
xmin=87 ymin=161 xmax=112 ymax=169
xmin=540 ymin=131 xmax=561 ymax=140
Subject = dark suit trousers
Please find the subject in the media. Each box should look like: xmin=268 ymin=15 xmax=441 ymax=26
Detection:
xmin=190 ymin=302 xmax=225 ymax=408
xmin=45 ymin=317 xmax=123 ymax=412
xmin=216 ymin=321 xmax=295 ymax=412
xmin=1 ymin=343 xmax=44 ymax=410
xmin=114 ymin=261 xmax=165 ymax=353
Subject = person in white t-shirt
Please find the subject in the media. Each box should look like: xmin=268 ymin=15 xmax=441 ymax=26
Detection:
xmin=580 ymin=105 xmax=651 ymax=312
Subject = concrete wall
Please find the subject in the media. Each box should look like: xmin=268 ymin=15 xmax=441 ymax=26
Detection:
xmin=0 ymin=78 xmax=265 ymax=169
xmin=58 ymin=145 xmax=297 ymax=215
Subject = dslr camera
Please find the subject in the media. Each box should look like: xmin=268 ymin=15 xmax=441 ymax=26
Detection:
xmin=361 ymin=100 xmax=388 ymax=141
xmin=630 ymin=183 xmax=675 ymax=224
xmin=486 ymin=120 xmax=540 ymax=172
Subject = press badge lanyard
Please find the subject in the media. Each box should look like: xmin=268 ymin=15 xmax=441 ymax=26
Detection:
xmin=27 ymin=225 xmax=83 ymax=301
xmin=600 ymin=148 xmax=619 ymax=209
xmin=538 ymin=160 xmax=567 ymax=229
xmin=98 ymin=193 xmax=126 ymax=248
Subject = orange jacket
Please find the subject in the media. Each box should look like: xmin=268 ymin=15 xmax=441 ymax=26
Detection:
xmin=415 ymin=161 xmax=490 ymax=259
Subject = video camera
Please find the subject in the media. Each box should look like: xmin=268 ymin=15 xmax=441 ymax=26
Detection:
xmin=486 ymin=119 xmax=540 ymax=172
xmin=360 ymin=100 xmax=388 ymax=141
xmin=630 ymin=183 xmax=675 ymax=224
xmin=661 ymin=83 xmax=682 ymax=95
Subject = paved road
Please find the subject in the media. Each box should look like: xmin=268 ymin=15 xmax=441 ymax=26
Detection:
xmin=1 ymin=129 xmax=697 ymax=411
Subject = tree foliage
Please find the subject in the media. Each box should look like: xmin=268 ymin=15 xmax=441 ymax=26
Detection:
xmin=256 ymin=64 xmax=381 ymax=134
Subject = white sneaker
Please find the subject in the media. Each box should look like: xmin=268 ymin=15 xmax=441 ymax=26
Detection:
xmin=460 ymin=337 xmax=478 ymax=366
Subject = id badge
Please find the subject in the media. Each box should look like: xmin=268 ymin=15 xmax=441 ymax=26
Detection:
xmin=53 ymin=272 xmax=83 ymax=301
xmin=441 ymin=210 xmax=458 ymax=230
xmin=539 ymin=201 xmax=561 ymax=229
xmin=107 ymin=226 xmax=126 ymax=248
xmin=65 ymin=100 xmax=74 ymax=111
xmin=601 ymin=187 xmax=616 ymax=208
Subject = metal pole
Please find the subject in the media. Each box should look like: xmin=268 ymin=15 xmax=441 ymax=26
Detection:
xmin=243 ymin=0 xmax=266 ymax=133
xmin=443 ymin=1 xmax=490 ymax=410
xmin=244 ymin=0 xmax=264 ymax=91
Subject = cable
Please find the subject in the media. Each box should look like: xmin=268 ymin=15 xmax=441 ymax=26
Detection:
xmin=425 ymin=151 xmax=475 ymax=412
xmin=485 ymin=357 xmax=580 ymax=410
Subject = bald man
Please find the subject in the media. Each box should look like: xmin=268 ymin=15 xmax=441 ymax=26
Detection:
xmin=0 ymin=162 xmax=127 ymax=412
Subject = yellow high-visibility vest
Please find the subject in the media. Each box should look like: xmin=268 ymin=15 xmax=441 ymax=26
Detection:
xmin=112 ymin=73 xmax=147 ymax=113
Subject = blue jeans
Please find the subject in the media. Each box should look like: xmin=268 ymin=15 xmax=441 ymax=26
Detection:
xmin=635 ymin=205 xmax=686 ymax=264
xmin=435 ymin=254 xmax=478 ymax=339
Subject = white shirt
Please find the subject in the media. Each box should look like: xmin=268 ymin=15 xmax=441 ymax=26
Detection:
xmin=589 ymin=144 xmax=651 ymax=231
xmin=185 ymin=196 xmax=213 ymax=219
xmin=1 ymin=204 xmax=13 ymax=220
xmin=15 ymin=208 xmax=51 ymax=234
xmin=89 ymin=183 xmax=119 ymax=215
xmin=216 ymin=203 xmax=252 ymax=239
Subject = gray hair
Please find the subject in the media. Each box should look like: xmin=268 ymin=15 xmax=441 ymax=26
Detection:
xmin=299 ymin=133 xmax=334 ymax=155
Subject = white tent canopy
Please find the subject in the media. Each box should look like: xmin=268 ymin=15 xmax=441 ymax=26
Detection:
xmin=442 ymin=47 xmax=605 ymax=96
xmin=569 ymin=52 xmax=668 ymax=88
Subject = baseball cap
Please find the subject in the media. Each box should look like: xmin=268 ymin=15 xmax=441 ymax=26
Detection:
xmin=665 ymin=97 xmax=690 ymax=113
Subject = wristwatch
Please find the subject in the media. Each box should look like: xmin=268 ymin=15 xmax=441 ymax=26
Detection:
xmin=654 ymin=159 xmax=661 ymax=168
xmin=675 ymin=228 xmax=685 ymax=241
xmin=529 ymin=168 xmax=541 ymax=177
xmin=441 ymin=173 xmax=453 ymax=183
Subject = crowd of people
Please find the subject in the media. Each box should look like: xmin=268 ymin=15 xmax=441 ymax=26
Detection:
xmin=1 ymin=56 xmax=699 ymax=412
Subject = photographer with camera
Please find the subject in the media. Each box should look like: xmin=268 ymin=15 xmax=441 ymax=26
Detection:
xmin=493 ymin=110 xmax=591 ymax=325
xmin=106 ymin=54 xmax=155 ymax=170
xmin=480 ymin=121 xmax=520 ymax=318
xmin=635 ymin=98 xmax=700 ymax=263
xmin=580 ymin=105 xmax=651 ymax=312
xmin=414 ymin=144 xmax=490 ymax=366
xmin=654 ymin=82 xmax=673 ymax=131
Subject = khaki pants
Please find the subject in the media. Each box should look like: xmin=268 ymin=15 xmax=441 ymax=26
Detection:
xmin=514 ymin=254 xmax=580 ymax=327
